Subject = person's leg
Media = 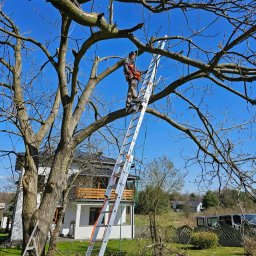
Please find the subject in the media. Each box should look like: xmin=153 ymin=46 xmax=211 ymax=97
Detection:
xmin=130 ymin=79 xmax=138 ymax=100
xmin=126 ymin=80 xmax=134 ymax=108
xmin=126 ymin=79 xmax=138 ymax=107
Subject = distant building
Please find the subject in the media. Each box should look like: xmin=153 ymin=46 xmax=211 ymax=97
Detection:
xmin=172 ymin=200 xmax=203 ymax=213
xmin=11 ymin=151 xmax=138 ymax=242
xmin=0 ymin=203 xmax=7 ymax=228
xmin=0 ymin=193 xmax=15 ymax=230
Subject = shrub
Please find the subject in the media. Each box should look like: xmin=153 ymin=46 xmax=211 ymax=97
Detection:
xmin=244 ymin=236 xmax=256 ymax=256
xmin=191 ymin=231 xmax=218 ymax=249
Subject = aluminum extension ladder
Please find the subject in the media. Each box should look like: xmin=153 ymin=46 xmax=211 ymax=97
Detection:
xmin=86 ymin=39 xmax=166 ymax=256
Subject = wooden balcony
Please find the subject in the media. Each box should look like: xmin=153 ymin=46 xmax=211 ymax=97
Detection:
xmin=75 ymin=187 xmax=134 ymax=201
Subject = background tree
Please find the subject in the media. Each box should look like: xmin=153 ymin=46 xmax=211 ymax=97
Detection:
xmin=0 ymin=1 xmax=255 ymax=255
xmin=202 ymin=190 xmax=219 ymax=210
xmin=219 ymin=188 xmax=256 ymax=210
xmin=137 ymin=156 xmax=183 ymax=255
xmin=136 ymin=186 xmax=170 ymax=214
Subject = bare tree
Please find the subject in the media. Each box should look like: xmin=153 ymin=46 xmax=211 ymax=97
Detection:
xmin=138 ymin=156 xmax=184 ymax=256
xmin=0 ymin=0 xmax=255 ymax=255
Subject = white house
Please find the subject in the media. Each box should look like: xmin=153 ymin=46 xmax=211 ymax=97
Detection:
xmin=11 ymin=151 xmax=137 ymax=242
xmin=0 ymin=203 xmax=7 ymax=229
xmin=0 ymin=193 xmax=15 ymax=231
xmin=172 ymin=200 xmax=203 ymax=213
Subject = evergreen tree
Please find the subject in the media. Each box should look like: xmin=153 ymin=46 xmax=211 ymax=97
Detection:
xmin=202 ymin=191 xmax=219 ymax=210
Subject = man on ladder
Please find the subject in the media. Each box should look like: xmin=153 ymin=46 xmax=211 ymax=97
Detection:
xmin=124 ymin=51 xmax=147 ymax=112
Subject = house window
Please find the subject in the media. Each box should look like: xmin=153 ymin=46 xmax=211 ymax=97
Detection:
xmin=197 ymin=217 xmax=205 ymax=226
xmin=92 ymin=178 xmax=99 ymax=188
xmin=99 ymin=177 xmax=108 ymax=189
xmin=89 ymin=207 xmax=104 ymax=225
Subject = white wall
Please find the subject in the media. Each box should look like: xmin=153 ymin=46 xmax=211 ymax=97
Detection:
xmin=10 ymin=169 xmax=24 ymax=241
xmin=60 ymin=203 xmax=77 ymax=237
xmin=71 ymin=202 xmax=134 ymax=240
xmin=0 ymin=216 xmax=8 ymax=229
xmin=74 ymin=225 xmax=133 ymax=240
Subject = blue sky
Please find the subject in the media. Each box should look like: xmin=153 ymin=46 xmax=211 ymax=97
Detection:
xmin=0 ymin=1 xmax=255 ymax=194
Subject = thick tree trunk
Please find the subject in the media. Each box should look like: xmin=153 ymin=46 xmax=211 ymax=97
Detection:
xmin=149 ymin=212 xmax=163 ymax=256
xmin=22 ymin=150 xmax=39 ymax=252
xmin=34 ymin=146 xmax=72 ymax=256
xmin=47 ymin=205 xmax=66 ymax=256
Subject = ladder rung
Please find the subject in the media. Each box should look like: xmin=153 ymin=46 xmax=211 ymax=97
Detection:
xmin=132 ymin=114 xmax=140 ymax=120
xmin=123 ymin=141 xmax=132 ymax=147
xmin=101 ymin=210 xmax=112 ymax=214
xmin=97 ymin=224 xmax=108 ymax=228
xmin=117 ymin=161 xmax=125 ymax=166
xmin=109 ymin=184 xmax=117 ymax=189
xmin=126 ymin=132 xmax=135 ymax=138
xmin=129 ymin=124 xmax=137 ymax=130
xmin=27 ymin=246 xmax=35 ymax=250
xmin=140 ymin=88 xmax=147 ymax=93
xmin=114 ymin=171 xmax=123 ymax=177
xmin=90 ymin=240 xmax=99 ymax=243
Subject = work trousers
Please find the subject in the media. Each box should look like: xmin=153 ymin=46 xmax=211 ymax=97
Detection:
xmin=126 ymin=78 xmax=138 ymax=108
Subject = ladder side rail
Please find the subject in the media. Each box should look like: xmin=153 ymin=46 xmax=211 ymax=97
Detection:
xmin=22 ymin=221 xmax=39 ymax=256
xmin=34 ymin=239 xmax=39 ymax=256
xmin=115 ymin=112 xmax=146 ymax=193
xmin=105 ymin=113 xmax=143 ymax=198
xmin=137 ymin=57 xmax=159 ymax=97
xmin=85 ymin=199 xmax=110 ymax=256
xmin=138 ymin=40 xmax=166 ymax=101
xmin=88 ymin=155 xmax=136 ymax=255
xmin=98 ymin=156 xmax=134 ymax=256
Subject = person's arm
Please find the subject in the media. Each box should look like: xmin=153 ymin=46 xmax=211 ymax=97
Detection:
xmin=124 ymin=58 xmax=131 ymax=74
xmin=124 ymin=58 xmax=134 ymax=79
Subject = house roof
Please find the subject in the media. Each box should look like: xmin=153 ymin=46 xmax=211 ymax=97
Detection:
xmin=16 ymin=151 xmax=138 ymax=179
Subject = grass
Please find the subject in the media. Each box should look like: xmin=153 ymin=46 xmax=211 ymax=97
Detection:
xmin=0 ymin=239 xmax=246 ymax=256
xmin=135 ymin=212 xmax=197 ymax=228
xmin=175 ymin=244 xmax=245 ymax=256
xmin=0 ymin=233 xmax=9 ymax=244
xmin=0 ymin=213 xmax=247 ymax=255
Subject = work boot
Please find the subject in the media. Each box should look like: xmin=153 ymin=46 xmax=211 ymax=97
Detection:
xmin=126 ymin=106 xmax=136 ymax=114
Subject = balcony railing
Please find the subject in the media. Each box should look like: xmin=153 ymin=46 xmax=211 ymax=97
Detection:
xmin=75 ymin=187 xmax=134 ymax=201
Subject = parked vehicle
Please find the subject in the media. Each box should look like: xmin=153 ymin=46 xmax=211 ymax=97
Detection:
xmin=196 ymin=214 xmax=256 ymax=230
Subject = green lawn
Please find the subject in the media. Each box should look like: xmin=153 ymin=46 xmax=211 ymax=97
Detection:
xmin=0 ymin=239 xmax=246 ymax=256
xmin=135 ymin=212 xmax=189 ymax=228
xmin=175 ymin=244 xmax=245 ymax=256
xmin=0 ymin=233 xmax=8 ymax=244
